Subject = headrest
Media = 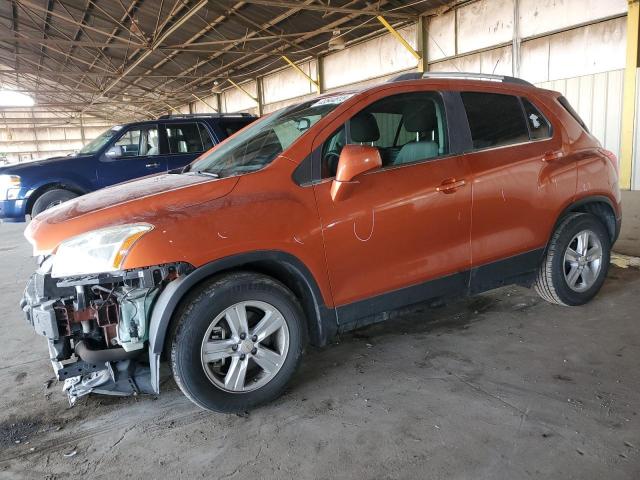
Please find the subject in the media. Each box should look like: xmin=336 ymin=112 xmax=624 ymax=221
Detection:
xmin=403 ymin=102 xmax=437 ymax=133
xmin=350 ymin=113 xmax=380 ymax=143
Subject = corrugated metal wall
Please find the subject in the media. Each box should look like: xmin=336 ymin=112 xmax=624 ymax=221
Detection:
xmin=537 ymin=70 xmax=625 ymax=159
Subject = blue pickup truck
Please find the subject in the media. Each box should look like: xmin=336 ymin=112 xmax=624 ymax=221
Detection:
xmin=0 ymin=113 xmax=256 ymax=222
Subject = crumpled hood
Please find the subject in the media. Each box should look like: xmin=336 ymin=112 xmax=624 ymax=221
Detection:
xmin=25 ymin=173 xmax=239 ymax=254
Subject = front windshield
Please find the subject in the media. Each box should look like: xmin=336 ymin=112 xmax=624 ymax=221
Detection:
xmin=189 ymin=94 xmax=353 ymax=177
xmin=77 ymin=127 xmax=122 ymax=155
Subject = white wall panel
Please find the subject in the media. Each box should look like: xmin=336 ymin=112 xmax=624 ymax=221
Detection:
xmin=323 ymin=25 xmax=418 ymax=90
xmin=221 ymin=80 xmax=258 ymax=113
xmin=519 ymin=0 xmax=627 ymax=38
xmin=547 ymin=18 xmax=626 ymax=81
xmin=263 ymin=93 xmax=317 ymax=114
xmin=457 ymin=0 xmax=514 ymax=54
xmin=430 ymin=46 xmax=512 ymax=76
xmin=428 ymin=10 xmax=456 ymax=61
xmin=263 ymin=61 xmax=317 ymax=105
xmin=519 ymin=36 xmax=550 ymax=84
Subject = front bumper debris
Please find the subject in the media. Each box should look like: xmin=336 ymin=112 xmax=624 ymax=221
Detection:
xmin=21 ymin=259 xmax=191 ymax=405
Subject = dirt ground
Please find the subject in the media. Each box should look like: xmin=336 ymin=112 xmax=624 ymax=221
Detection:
xmin=0 ymin=222 xmax=639 ymax=479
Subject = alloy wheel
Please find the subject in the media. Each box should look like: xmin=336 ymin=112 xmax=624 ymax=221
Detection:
xmin=200 ymin=301 xmax=290 ymax=393
xmin=563 ymin=229 xmax=603 ymax=293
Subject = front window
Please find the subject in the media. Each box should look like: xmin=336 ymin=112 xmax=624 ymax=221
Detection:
xmin=320 ymin=91 xmax=449 ymax=178
xmin=76 ymin=127 xmax=122 ymax=155
xmin=189 ymin=95 xmax=352 ymax=177
xmin=112 ymin=126 xmax=159 ymax=158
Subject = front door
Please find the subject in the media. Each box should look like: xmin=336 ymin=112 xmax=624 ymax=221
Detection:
xmin=311 ymin=90 xmax=472 ymax=317
xmin=98 ymin=124 xmax=167 ymax=187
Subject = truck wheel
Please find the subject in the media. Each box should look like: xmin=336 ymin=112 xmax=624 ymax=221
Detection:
xmin=31 ymin=188 xmax=78 ymax=217
xmin=169 ymin=272 xmax=305 ymax=413
xmin=534 ymin=213 xmax=610 ymax=306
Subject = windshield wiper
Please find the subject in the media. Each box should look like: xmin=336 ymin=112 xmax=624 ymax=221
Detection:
xmin=194 ymin=170 xmax=219 ymax=178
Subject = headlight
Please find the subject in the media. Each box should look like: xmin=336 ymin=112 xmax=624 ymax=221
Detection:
xmin=51 ymin=223 xmax=153 ymax=278
xmin=0 ymin=174 xmax=21 ymax=200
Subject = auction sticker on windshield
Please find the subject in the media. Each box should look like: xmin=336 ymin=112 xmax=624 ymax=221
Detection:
xmin=311 ymin=94 xmax=355 ymax=107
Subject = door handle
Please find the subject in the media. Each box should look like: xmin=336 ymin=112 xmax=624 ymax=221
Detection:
xmin=436 ymin=179 xmax=466 ymax=193
xmin=542 ymin=150 xmax=563 ymax=162
xmin=146 ymin=162 xmax=160 ymax=168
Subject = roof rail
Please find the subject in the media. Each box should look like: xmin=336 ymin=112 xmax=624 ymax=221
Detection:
xmin=388 ymin=72 xmax=423 ymax=82
xmin=157 ymin=113 xmax=256 ymax=120
xmin=420 ymin=72 xmax=534 ymax=87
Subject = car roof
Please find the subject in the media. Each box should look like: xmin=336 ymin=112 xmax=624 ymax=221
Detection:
xmin=118 ymin=113 xmax=257 ymax=129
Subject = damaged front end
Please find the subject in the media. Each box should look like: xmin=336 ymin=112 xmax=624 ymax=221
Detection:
xmin=21 ymin=257 xmax=192 ymax=405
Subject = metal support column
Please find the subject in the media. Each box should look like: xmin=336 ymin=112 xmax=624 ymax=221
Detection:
xmin=621 ymin=0 xmax=640 ymax=190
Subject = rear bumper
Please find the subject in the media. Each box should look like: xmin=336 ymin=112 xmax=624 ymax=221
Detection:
xmin=0 ymin=199 xmax=27 ymax=222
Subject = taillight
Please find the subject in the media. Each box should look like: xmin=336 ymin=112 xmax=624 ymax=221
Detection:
xmin=599 ymin=149 xmax=618 ymax=171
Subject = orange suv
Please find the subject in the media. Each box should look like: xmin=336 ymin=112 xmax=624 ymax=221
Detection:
xmin=21 ymin=73 xmax=621 ymax=412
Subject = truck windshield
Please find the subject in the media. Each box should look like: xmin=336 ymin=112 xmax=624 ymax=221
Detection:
xmin=189 ymin=95 xmax=352 ymax=177
xmin=76 ymin=127 xmax=122 ymax=155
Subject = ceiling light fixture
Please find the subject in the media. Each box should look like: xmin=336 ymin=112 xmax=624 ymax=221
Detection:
xmin=328 ymin=30 xmax=346 ymax=51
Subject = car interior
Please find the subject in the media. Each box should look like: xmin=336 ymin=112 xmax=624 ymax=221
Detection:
xmin=321 ymin=92 xmax=447 ymax=177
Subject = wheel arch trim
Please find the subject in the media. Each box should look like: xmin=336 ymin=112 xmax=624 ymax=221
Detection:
xmin=148 ymin=250 xmax=336 ymax=356
xmin=554 ymin=194 xmax=620 ymax=244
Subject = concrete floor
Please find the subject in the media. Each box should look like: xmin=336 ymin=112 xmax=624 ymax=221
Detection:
xmin=0 ymin=222 xmax=639 ymax=480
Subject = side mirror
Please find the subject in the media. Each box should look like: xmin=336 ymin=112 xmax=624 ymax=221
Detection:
xmin=297 ymin=118 xmax=311 ymax=131
xmin=105 ymin=145 xmax=122 ymax=158
xmin=330 ymin=144 xmax=382 ymax=201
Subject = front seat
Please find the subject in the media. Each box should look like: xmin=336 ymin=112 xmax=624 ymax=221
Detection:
xmin=395 ymin=103 xmax=439 ymax=165
xmin=350 ymin=112 xmax=380 ymax=144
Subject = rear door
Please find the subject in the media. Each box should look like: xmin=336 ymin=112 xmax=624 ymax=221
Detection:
xmin=163 ymin=122 xmax=215 ymax=171
xmin=311 ymin=88 xmax=472 ymax=313
xmin=97 ymin=124 xmax=167 ymax=187
xmin=460 ymin=91 xmax=575 ymax=281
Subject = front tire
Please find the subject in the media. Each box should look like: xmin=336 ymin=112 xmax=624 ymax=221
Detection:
xmin=169 ymin=272 xmax=305 ymax=413
xmin=31 ymin=188 xmax=78 ymax=217
xmin=534 ymin=213 xmax=610 ymax=306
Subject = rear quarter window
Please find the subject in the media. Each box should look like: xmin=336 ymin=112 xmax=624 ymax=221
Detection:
xmin=521 ymin=98 xmax=552 ymax=140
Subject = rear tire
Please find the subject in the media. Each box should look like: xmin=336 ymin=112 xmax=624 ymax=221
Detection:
xmin=534 ymin=213 xmax=610 ymax=306
xmin=31 ymin=188 xmax=78 ymax=217
xmin=169 ymin=272 xmax=305 ymax=413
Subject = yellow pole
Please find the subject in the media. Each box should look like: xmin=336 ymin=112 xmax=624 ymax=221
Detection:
xmin=282 ymin=55 xmax=320 ymax=92
xmin=620 ymin=0 xmax=640 ymax=190
xmin=376 ymin=16 xmax=421 ymax=62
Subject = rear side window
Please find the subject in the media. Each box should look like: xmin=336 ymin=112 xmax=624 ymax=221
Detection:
xmin=461 ymin=92 xmax=529 ymax=150
xmin=220 ymin=120 xmax=253 ymax=138
xmin=521 ymin=98 xmax=552 ymax=140
xmin=166 ymin=123 xmax=205 ymax=154
xmin=558 ymin=96 xmax=589 ymax=132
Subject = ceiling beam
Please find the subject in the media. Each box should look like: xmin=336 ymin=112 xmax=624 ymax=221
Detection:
xmin=14 ymin=0 xmax=136 ymax=45
xmin=79 ymin=0 xmax=209 ymax=114
xmin=226 ymin=0 xmax=417 ymax=19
